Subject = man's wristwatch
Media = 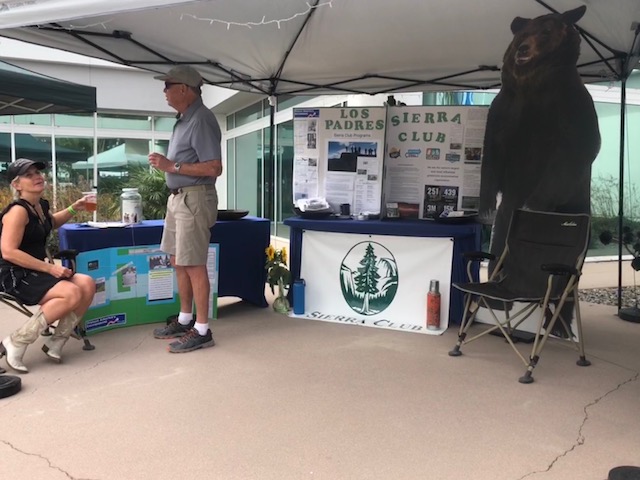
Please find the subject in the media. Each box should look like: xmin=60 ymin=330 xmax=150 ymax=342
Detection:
xmin=173 ymin=162 xmax=182 ymax=173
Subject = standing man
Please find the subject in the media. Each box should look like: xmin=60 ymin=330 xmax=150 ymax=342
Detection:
xmin=148 ymin=65 xmax=222 ymax=353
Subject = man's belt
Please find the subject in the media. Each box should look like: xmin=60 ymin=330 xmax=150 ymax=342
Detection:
xmin=168 ymin=184 xmax=214 ymax=195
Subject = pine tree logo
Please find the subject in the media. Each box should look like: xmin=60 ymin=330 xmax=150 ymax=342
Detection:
xmin=340 ymin=241 xmax=398 ymax=315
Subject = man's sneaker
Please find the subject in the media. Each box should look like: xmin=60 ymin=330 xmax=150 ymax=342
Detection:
xmin=168 ymin=328 xmax=215 ymax=353
xmin=153 ymin=318 xmax=195 ymax=339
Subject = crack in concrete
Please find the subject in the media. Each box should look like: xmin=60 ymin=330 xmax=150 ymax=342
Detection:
xmin=43 ymin=333 xmax=150 ymax=384
xmin=516 ymin=370 xmax=640 ymax=479
xmin=0 ymin=438 xmax=100 ymax=480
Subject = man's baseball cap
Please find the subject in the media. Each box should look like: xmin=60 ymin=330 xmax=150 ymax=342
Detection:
xmin=154 ymin=65 xmax=203 ymax=88
xmin=6 ymin=158 xmax=47 ymax=179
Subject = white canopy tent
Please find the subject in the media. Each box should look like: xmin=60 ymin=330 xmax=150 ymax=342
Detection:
xmin=0 ymin=0 xmax=637 ymax=95
xmin=0 ymin=0 xmax=639 ymax=307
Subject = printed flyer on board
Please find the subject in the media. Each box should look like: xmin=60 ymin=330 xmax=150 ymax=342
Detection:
xmin=383 ymin=106 xmax=488 ymax=219
xmin=293 ymin=107 xmax=386 ymax=215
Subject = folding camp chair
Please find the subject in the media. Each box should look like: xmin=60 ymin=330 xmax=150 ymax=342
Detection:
xmin=448 ymin=209 xmax=591 ymax=384
xmin=0 ymin=249 xmax=95 ymax=353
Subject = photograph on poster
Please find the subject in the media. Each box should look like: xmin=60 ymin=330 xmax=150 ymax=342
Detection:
xmin=122 ymin=266 xmax=137 ymax=286
xmin=307 ymin=133 xmax=317 ymax=149
xmin=149 ymin=254 xmax=171 ymax=269
xmin=464 ymin=147 xmax=482 ymax=162
xmin=328 ymin=141 xmax=378 ymax=172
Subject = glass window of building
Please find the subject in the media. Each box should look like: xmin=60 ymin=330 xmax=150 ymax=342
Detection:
xmin=234 ymin=130 xmax=263 ymax=216
xmin=275 ymin=121 xmax=294 ymax=238
xmin=13 ymin=114 xmax=52 ymax=126
xmin=154 ymin=116 xmax=177 ymax=132
xmin=226 ymin=138 xmax=236 ymax=208
xmin=54 ymin=113 xmax=94 ymax=128
xmin=234 ymin=102 xmax=263 ymax=128
xmin=97 ymin=113 xmax=152 ymax=131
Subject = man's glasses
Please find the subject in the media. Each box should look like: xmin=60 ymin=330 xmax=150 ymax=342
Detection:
xmin=164 ymin=82 xmax=183 ymax=90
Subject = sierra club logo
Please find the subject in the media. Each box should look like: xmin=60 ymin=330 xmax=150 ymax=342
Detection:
xmin=340 ymin=241 xmax=398 ymax=315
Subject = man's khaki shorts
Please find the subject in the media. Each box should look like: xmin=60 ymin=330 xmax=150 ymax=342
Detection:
xmin=160 ymin=185 xmax=218 ymax=266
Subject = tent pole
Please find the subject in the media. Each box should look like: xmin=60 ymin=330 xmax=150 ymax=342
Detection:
xmin=617 ymin=77 xmax=626 ymax=311
xmin=93 ymin=112 xmax=98 ymax=221
xmin=267 ymin=96 xmax=276 ymax=223
xmin=51 ymin=123 xmax=57 ymax=211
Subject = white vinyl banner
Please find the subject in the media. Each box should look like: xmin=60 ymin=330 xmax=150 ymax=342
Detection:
xmin=298 ymin=231 xmax=453 ymax=335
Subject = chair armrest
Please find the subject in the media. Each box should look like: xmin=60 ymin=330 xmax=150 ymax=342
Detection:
xmin=541 ymin=263 xmax=578 ymax=276
xmin=463 ymin=251 xmax=495 ymax=262
xmin=54 ymin=249 xmax=78 ymax=261
xmin=53 ymin=249 xmax=78 ymax=274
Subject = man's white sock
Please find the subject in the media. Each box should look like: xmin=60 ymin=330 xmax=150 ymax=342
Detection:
xmin=178 ymin=312 xmax=193 ymax=325
xmin=194 ymin=322 xmax=209 ymax=336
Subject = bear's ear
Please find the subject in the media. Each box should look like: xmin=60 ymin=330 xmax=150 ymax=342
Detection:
xmin=561 ymin=5 xmax=587 ymax=25
xmin=510 ymin=16 xmax=530 ymax=34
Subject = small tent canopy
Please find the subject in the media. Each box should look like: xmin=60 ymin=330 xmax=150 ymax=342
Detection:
xmin=0 ymin=58 xmax=96 ymax=115
xmin=0 ymin=0 xmax=637 ymax=95
xmin=72 ymin=141 xmax=149 ymax=171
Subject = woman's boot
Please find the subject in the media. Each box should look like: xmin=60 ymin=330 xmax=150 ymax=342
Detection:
xmin=42 ymin=312 xmax=79 ymax=363
xmin=0 ymin=308 xmax=48 ymax=373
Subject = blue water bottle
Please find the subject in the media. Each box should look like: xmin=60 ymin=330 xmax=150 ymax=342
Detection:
xmin=293 ymin=279 xmax=306 ymax=315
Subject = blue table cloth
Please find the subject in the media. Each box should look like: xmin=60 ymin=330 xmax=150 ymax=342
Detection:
xmin=284 ymin=217 xmax=483 ymax=325
xmin=59 ymin=217 xmax=270 ymax=307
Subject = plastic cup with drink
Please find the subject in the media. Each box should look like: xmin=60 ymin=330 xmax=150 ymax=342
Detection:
xmin=83 ymin=189 xmax=97 ymax=212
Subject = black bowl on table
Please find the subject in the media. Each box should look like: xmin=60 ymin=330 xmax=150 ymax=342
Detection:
xmin=217 ymin=209 xmax=250 ymax=221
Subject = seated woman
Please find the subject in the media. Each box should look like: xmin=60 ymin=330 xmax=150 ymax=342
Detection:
xmin=0 ymin=158 xmax=96 ymax=373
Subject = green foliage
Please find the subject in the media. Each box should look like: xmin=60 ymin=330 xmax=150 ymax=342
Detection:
xmin=127 ymin=165 xmax=168 ymax=220
xmin=591 ymin=174 xmax=640 ymax=219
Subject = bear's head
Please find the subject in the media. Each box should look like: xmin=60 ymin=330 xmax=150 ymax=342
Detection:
xmin=502 ymin=6 xmax=586 ymax=79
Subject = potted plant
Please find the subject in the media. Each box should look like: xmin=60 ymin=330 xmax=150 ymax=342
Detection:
xmin=265 ymin=245 xmax=292 ymax=313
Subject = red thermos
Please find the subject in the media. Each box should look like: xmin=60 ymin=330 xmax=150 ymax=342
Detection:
xmin=427 ymin=280 xmax=441 ymax=330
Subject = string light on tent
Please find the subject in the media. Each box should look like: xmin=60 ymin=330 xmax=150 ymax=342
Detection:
xmin=38 ymin=20 xmax=114 ymax=30
xmin=180 ymin=1 xmax=334 ymax=29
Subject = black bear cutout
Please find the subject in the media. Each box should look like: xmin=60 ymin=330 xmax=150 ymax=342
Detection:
xmin=479 ymin=5 xmax=601 ymax=274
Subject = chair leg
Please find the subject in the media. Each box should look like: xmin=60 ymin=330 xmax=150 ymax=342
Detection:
xmin=519 ymin=355 xmax=539 ymax=384
xmin=75 ymin=326 xmax=95 ymax=351
xmin=572 ymin=290 xmax=591 ymax=367
xmin=449 ymin=294 xmax=476 ymax=357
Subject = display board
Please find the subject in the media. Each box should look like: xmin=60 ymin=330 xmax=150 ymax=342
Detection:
xmin=293 ymin=107 xmax=386 ymax=215
xmin=298 ymin=230 xmax=453 ymax=335
xmin=383 ymin=106 xmax=488 ymax=219
xmin=76 ymin=244 xmax=219 ymax=334
xmin=293 ymin=105 xmax=488 ymax=220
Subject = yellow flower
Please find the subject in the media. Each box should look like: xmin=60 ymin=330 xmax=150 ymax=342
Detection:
xmin=265 ymin=245 xmax=275 ymax=262
xmin=265 ymin=244 xmax=291 ymax=295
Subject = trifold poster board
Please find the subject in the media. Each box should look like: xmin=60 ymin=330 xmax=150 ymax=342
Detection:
xmin=293 ymin=107 xmax=386 ymax=215
xmin=292 ymin=105 xmax=488 ymax=219
xmin=383 ymin=106 xmax=488 ymax=219
xmin=298 ymin=230 xmax=453 ymax=335
xmin=75 ymin=244 xmax=219 ymax=334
